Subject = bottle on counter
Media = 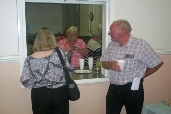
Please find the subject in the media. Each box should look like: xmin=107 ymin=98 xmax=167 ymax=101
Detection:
xmin=95 ymin=58 xmax=101 ymax=73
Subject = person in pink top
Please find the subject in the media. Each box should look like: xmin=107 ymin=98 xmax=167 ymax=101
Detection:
xmin=58 ymin=26 xmax=88 ymax=67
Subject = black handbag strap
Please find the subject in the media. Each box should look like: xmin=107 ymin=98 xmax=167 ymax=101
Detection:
xmin=55 ymin=48 xmax=70 ymax=79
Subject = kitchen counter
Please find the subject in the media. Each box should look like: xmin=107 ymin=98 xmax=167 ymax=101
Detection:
xmin=71 ymin=66 xmax=106 ymax=80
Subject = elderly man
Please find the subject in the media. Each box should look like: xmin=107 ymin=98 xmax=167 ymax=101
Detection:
xmin=101 ymin=19 xmax=163 ymax=114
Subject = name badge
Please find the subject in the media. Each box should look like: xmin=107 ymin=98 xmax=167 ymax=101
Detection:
xmin=125 ymin=54 xmax=134 ymax=59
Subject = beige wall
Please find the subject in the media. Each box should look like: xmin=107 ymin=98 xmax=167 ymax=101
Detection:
xmin=0 ymin=55 xmax=171 ymax=114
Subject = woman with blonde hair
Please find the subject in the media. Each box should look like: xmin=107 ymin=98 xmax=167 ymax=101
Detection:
xmin=58 ymin=26 xmax=88 ymax=67
xmin=20 ymin=29 xmax=74 ymax=114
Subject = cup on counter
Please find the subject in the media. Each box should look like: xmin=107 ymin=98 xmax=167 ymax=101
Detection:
xmin=117 ymin=60 xmax=126 ymax=71
xmin=88 ymin=57 xmax=93 ymax=70
xmin=79 ymin=59 xmax=84 ymax=70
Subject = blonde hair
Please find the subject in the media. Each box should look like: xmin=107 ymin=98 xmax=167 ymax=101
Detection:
xmin=32 ymin=29 xmax=57 ymax=52
xmin=90 ymin=27 xmax=102 ymax=37
xmin=66 ymin=26 xmax=78 ymax=35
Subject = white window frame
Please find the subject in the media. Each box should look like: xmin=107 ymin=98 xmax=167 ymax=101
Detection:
xmin=17 ymin=0 xmax=110 ymax=84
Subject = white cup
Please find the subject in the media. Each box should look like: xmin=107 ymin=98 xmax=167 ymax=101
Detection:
xmin=79 ymin=59 xmax=84 ymax=70
xmin=88 ymin=63 xmax=93 ymax=70
xmin=88 ymin=57 xmax=93 ymax=64
xmin=88 ymin=57 xmax=93 ymax=70
xmin=117 ymin=60 xmax=126 ymax=71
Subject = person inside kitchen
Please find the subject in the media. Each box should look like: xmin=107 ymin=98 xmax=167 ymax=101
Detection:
xmin=58 ymin=26 xmax=88 ymax=68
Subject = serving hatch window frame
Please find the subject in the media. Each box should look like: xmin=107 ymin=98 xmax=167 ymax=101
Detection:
xmin=17 ymin=0 xmax=110 ymax=84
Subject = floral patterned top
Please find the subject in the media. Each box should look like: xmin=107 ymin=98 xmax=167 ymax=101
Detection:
xmin=20 ymin=48 xmax=74 ymax=89
xmin=58 ymin=39 xmax=87 ymax=67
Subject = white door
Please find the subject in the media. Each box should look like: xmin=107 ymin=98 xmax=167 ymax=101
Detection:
xmin=80 ymin=4 xmax=102 ymax=36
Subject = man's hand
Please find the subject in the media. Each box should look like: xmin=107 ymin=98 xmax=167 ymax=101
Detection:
xmin=102 ymin=61 xmax=121 ymax=71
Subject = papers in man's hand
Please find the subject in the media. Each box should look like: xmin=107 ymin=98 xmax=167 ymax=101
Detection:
xmin=131 ymin=78 xmax=140 ymax=90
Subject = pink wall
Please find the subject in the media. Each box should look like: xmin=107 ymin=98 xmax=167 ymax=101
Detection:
xmin=0 ymin=55 xmax=171 ymax=114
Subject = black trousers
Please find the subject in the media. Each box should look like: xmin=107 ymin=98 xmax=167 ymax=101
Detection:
xmin=106 ymin=80 xmax=144 ymax=114
xmin=31 ymin=85 xmax=69 ymax=114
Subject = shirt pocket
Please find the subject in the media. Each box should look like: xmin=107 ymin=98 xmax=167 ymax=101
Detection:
xmin=124 ymin=58 xmax=137 ymax=72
